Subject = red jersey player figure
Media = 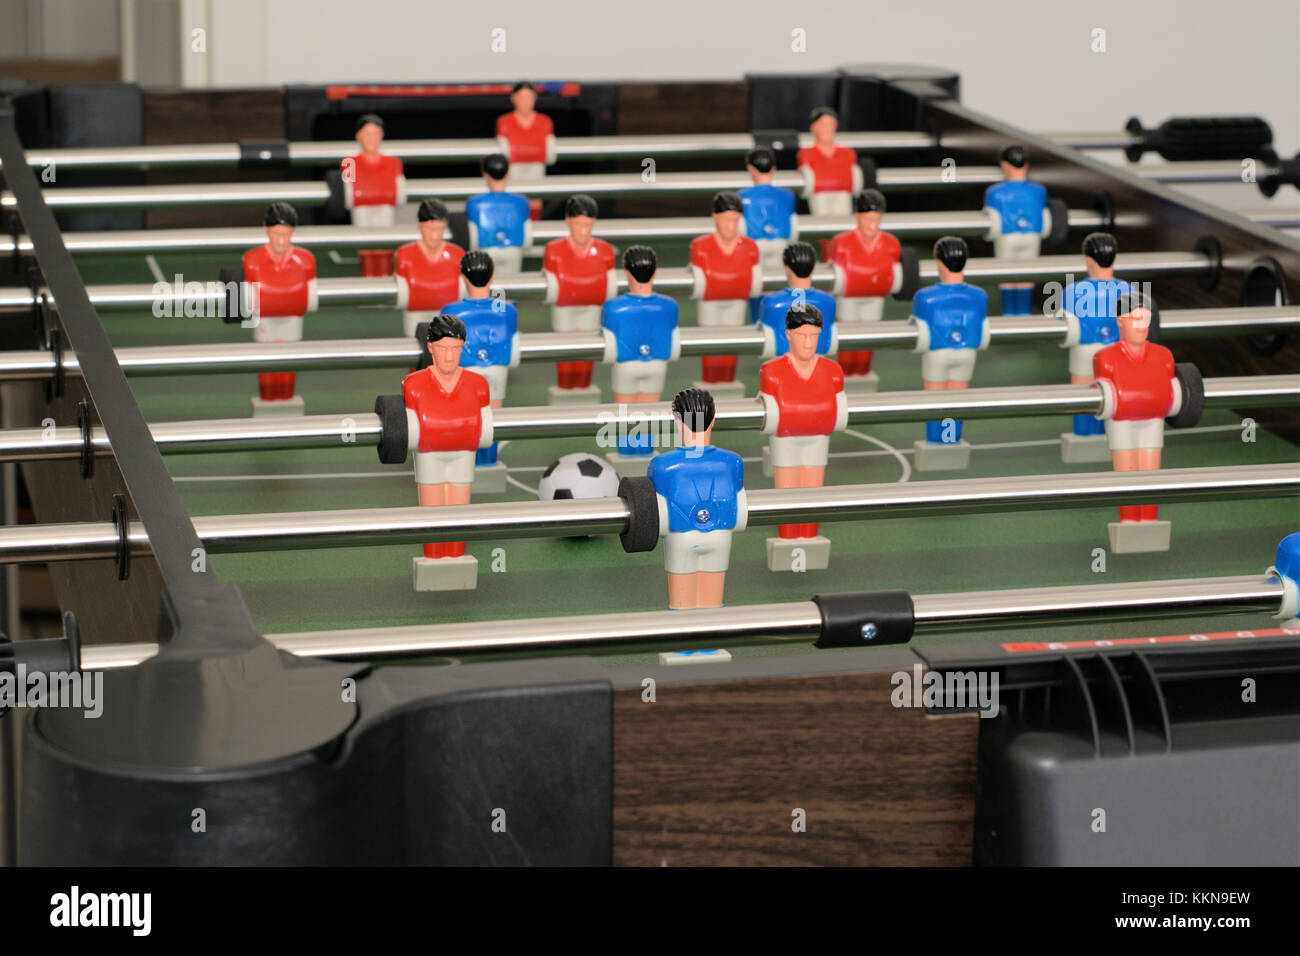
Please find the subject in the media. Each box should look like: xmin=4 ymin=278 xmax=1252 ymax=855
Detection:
xmin=542 ymin=194 xmax=617 ymax=403
xmin=496 ymin=81 xmax=554 ymax=222
xmin=797 ymin=107 xmax=861 ymax=222
xmin=243 ymin=201 xmax=317 ymax=416
xmin=395 ymin=199 xmax=465 ymax=337
xmin=402 ymin=313 xmax=493 ymax=591
xmin=646 ymin=388 xmax=748 ymax=610
xmin=759 ymin=305 xmax=847 ymax=572
xmin=830 ymin=189 xmax=903 ymax=393
xmin=343 ymin=114 xmax=406 ymax=278
xmin=689 ymin=191 xmax=762 ymax=396
xmin=1093 ymin=291 xmax=1184 ymax=554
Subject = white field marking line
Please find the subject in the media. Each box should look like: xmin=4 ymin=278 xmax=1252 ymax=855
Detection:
xmin=328 ymin=250 xmax=360 ymax=265
xmin=505 ymin=475 xmax=539 ymax=496
xmin=163 ymin=423 xmax=1265 ymax=483
xmin=843 ymin=428 xmax=911 ymax=482
xmin=144 ymin=254 xmax=165 ymax=283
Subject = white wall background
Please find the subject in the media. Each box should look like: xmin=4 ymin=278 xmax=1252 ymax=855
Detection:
xmin=168 ymin=0 xmax=1300 ymax=156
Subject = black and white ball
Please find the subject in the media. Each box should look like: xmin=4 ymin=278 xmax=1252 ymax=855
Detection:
xmin=538 ymin=452 xmax=620 ymax=501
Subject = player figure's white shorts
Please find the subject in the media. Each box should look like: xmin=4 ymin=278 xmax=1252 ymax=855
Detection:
xmin=552 ymin=304 xmax=602 ymax=333
xmin=251 ymin=314 xmax=304 ymax=343
xmin=404 ymin=309 xmax=439 ymax=338
xmin=414 ymin=449 xmax=476 ymax=485
xmin=993 ymin=232 xmax=1042 ymax=260
xmin=1105 ymin=417 xmax=1165 ymax=452
xmin=696 ymin=299 xmax=749 ymax=327
xmin=1068 ymin=342 xmax=1107 ymax=381
xmin=837 ymin=295 xmax=886 ymax=323
xmin=466 ymin=364 xmax=509 ymax=402
xmin=769 ymin=433 xmax=831 ymax=469
xmin=809 ymin=192 xmax=853 ymax=217
xmin=663 ymin=529 xmax=734 ymax=575
xmin=351 ymin=204 xmax=396 ymax=227
xmin=510 ymin=162 xmax=546 ymax=183
xmin=484 ymin=246 xmax=524 ymax=275
xmin=921 ymin=347 xmax=978 ymax=384
xmin=611 ymin=359 xmax=668 ymax=396
xmin=754 ymin=238 xmax=788 ymax=271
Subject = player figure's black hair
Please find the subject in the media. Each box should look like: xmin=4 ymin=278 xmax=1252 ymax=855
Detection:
xmin=1082 ymin=232 xmax=1118 ymax=269
xmin=623 ymin=245 xmax=658 ymax=284
xmin=672 ymin=387 xmax=716 ymax=434
xmin=809 ymin=106 xmax=838 ymax=125
xmin=511 ymin=81 xmax=537 ymax=94
xmin=854 ymin=188 xmax=887 ymax=214
xmin=417 ymin=198 xmax=450 ymax=222
xmin=565 ymin=194 xmax=599 ymax=219
xmin=355 ymin=113 xmax=384 ymax=132
xmin=933 ymin=236 xmax=968 ymax=273
xmin=711 ymin=190 xmax=743 ymax=215
xmin=481 ymin=153 xmax=510 ymax=180
xmin=746 ymin=146 xmax=775 ymax=173
xmin=263 ymin=201 xmax=298 ymax=228
xmin=460 ymin=250 xmax=495 ymax=288
xmin=785 ymin=303 xmax=824 ymax=331
xmin=1115 ymin=289 xmax=1153 ymax=317
xmin=1000 ymin=144 xmax=1029 ymax=168
xmin=782 ymin=241 xmax=817 ymax=279
xmin=425 ymin=313 xmax=468 ymax=344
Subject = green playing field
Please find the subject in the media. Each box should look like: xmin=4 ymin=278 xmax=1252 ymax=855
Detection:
xmin=71 ymin=240 xmax=1300 ymax=668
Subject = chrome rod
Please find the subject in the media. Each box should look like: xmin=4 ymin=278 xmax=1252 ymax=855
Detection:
xmin=0 ymin=252 xmax=1218 ymax=314
xmin=1 ymin=375 xmax=1292 ymax=462
xmin=0 ymin=464 xmax=1293 ymax=564
xmin=75 ymin=573 xmax=1285 ymax=668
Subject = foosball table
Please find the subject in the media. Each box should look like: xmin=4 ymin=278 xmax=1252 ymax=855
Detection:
xmin=0 ymin=66 xmax=1297 ymax=866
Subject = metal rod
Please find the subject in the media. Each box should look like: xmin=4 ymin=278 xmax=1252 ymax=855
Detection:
xmin=75 ymin=573 xmax=1284 ymax=668
xmin=0 ymin=464 xmax=1293 ymax=565
xmin=0 ymin=209 xmax=1112 ymax=256
xmin=0 ymin=252 xmax=1217 ymax=314
xmin=0 ymin=305 xmax=1291 ymax=379
xmin=0 ymin=375 xmax=1291 ymax=463
xmin=3 ymin=161 xmax=1271 ymax=211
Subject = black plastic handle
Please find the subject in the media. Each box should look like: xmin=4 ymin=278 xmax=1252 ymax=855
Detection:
xmin=1124 ymin=116 xmax=1274 ymax=163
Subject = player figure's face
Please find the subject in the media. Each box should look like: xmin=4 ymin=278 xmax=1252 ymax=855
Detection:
xmin=714 ymin=210 xmax=741 ymax=240
xmin=428 ymin=337 xmax=465 ymax=375
xmin=512 ymin=88 xmax=537 ymax=115
xmin=265 ymin=224 xmax=294 ymax=257
xmin=1118 ymin=309 xmax=1151 ymax=348
xmin=356 ymin=123 xmax=383 ymax=154
xmin=811 ymin=115 xmax=837 ymax=143
xmin=419 ymin=219 xmax=447 ymax=247
xmin=856 ymin=211 xmax=882 ymax=237
xmin=787 ymin=324 xmax=820 ymax=361
xmin=567 ymin=215 xmax=595 ymax=243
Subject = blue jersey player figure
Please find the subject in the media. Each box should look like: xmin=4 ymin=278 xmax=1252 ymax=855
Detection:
xmin=465 ymin=153 xmax=532 ymax=276
xmin=740 ymin=146 xmax=798 ymax=274
xmin=756 ymin=242 xmax=836 ymax=359
xmin=909 ymin=236 xmax=989 ymax=471
xmin=647 ymin=388 xmax=748 ymax=610
xmin=600 ymin=245 xmax=680 ymax=473
xmin=1270 ymin=532 xmax=1300 ymax=628
xmin=1055 ymin=232 xmax=1131 ymax=462
xmin=441 ymin=250 xmax=520 ymax=487
xmin=983 ymin=145 xmax=1051 ymax=316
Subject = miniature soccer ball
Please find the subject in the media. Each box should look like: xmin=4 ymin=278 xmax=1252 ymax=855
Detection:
xmin=538 ymin=452 xmax=620 ymax=501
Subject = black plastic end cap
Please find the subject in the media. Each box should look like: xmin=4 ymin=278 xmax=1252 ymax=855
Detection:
xmin=323 ymin=169 xmax=348 ymax=224
xmin=1166 ymin=363 xmax=1205 ymax=429
xmin=893 ymin=245 xmax=920 ymax=301
xmin=617 ymin=476 xmax=660 ymax=554
xmin=858 ymin=156 xmax=878 ymax=191
xmin=1260 ymin=151 xmax=1300 ymax=198
xmin=1046 ymin=197 xmax=1070 ymax=246
xmin=1091 ymin=190 xmax=1116 ymax=232
xmin=374 ymin=394 xmax=408 ymax=464
xmin=1123 ymin=116 xmax=1147 ymax=163
xmin=1240 ymin=255 xmax=1290 ymax=356
xmin=218 ymin=265 xmax=245 ymax=323
xmin=812 ymin=589 xmax=915 ymax=648
xmin=1194 ymin=235 xmax=1222 ymax=291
